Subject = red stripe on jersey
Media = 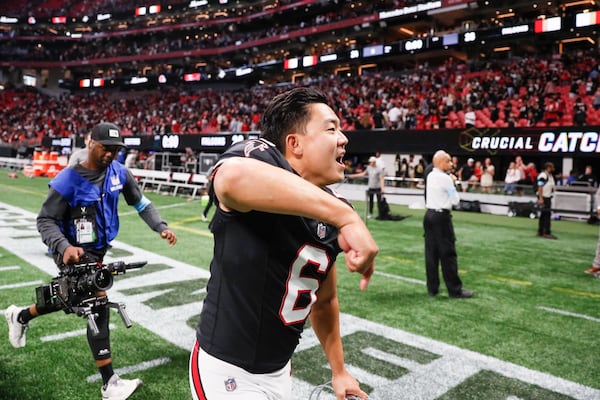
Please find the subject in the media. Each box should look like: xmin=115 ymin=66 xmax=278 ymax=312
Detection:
xmin=190 ymin=339 xmax=207 ymax=400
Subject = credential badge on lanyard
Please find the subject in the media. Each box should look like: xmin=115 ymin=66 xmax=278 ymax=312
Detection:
xmin=75 ymin=206 xmax=95 ymax=244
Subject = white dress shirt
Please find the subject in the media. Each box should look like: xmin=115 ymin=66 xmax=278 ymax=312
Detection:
xmin=426 ymin=167 xmax=460 ymax=210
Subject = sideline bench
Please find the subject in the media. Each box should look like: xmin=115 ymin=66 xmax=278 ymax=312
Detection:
xmin=130 ymin=168 xmax=207 ymax=198
xmin=171 ymin=171 xmax=208 ymax=197
xmin=0 ymin=157 xmax=31 ymax=170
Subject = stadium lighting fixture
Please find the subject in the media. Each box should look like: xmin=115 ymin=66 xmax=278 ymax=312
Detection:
xmin=560 ymin=36 xmax=595 ymax=44
xmin=558 ymin=36 xmax=595 ymax=52
xmin=358 ymin=64 xmax=377 ymax=74
xmin=291 ymin=73 xmax=304 ymax=83
xmin=493 ymin=46 xmax=511 ymax=52
xmin=563 ymin=0 xmax=596 ymax=7
xmin=334 ymin=66 xmax=350 ymax=75
xmin=497 ymin=12 xmax=515 ymax=19
xmin=399 ymin=27 xmax=414 ymax=35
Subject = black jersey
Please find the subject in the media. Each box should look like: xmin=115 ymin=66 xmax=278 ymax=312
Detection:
xmin=197 ymin=138 xmax=347 ymax=373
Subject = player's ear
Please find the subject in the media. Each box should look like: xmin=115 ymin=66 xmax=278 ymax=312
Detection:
xmin=285 ymin=133 xmax=303 ymax=156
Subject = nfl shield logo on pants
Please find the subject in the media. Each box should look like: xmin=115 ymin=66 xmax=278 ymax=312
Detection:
xmin=224 ymin=377 xmax=237 ymax=392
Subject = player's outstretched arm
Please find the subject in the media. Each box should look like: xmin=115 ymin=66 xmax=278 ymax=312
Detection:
xmin=214 ymin=157 xmax=378 ymax=279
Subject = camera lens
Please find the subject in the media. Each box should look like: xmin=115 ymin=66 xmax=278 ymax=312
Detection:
xmin=92 ymin=269 xmax=113 ymax=291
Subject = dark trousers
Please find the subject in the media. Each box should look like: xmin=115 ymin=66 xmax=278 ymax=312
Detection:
xmin=538 ymin=197 xmax=552 ymax=235
xmin=423 ymin=210 xmax=462 ymax=296
xmin=367 ymin=188 xmax=382 ymax=215
xmin=203 ymin=195 xmax=214 ymax=217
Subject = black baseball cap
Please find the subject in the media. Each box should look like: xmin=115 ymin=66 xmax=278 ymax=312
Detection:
xmin=91 ymin=122 xmax=125 ymax=147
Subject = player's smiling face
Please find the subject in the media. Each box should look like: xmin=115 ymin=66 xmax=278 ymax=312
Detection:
xmin=289 ymin=103 xmax=347 ymax=187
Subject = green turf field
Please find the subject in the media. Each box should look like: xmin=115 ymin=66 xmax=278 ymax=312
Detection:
xmin=0 ymin=170 xmax=599 ymax=400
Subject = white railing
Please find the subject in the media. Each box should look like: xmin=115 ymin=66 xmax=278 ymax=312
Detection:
xmin=0 ymin=157 xmax=31 ymax=170
xmin=129 ymin=168 xmax=208 ymax=199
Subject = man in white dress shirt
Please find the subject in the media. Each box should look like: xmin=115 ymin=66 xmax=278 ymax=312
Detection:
xmin=423 ymin=150 xmax=473 ymax=298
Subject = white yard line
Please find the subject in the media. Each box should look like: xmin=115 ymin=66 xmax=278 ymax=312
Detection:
xmin=0 ymin=280 xmax=43 ymax=290
xmin=0 ymin=265 xmax=20 ymax=271
xmin=86 ymin=357 xmax=171 ymax=383
xmin=537 ymin=306 xmax=600 ymax=323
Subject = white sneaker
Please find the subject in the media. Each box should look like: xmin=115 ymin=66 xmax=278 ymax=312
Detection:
xmin=5 ymin=304 xmax=27 ymax=348
xmin=101 ymin=374 xmax=143 ymax=400
xmin=201 ymin=214 xmax=208 ymax=222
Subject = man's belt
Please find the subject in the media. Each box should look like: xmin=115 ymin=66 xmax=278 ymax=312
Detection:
xmin=427 ymin=208 xmax=450 ymax=214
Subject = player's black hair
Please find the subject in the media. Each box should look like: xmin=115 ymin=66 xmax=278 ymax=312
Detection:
xmin=259 ymin=87 xmax=329 ymax=152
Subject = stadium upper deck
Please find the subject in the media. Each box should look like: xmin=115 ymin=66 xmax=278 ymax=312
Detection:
xmin=1 ymin=0 xmax=599 ymax=87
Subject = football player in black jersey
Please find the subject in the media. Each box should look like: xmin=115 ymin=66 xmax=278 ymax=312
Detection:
xmin=189 ymin=87 xmax=378 ymax=400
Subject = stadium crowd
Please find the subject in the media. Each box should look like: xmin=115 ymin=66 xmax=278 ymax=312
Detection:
xmin=0 ymin=0 xmax=581 ymax=82
xmin=2 ymin=49 xmax=600 ymax=147
xmin=0 ymin=0 xmax=390 ymax=65
xmin=0 ymin=0 xmax=581 ymax=78
xmin=0 ymin=0 xmax=412 ymax=20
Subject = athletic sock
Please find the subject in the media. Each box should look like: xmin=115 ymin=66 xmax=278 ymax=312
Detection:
xmin=99 ymin=364 xmax=115 ymax=386
xmin=18 ymin=308 xmax=33 ymax=324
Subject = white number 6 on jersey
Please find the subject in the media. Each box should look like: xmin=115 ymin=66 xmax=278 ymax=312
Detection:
xmin=280 ymin=244 xmax=330 ymax=325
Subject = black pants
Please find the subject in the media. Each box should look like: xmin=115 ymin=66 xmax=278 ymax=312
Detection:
xmin=367 ymin=188 xmax=382 ymax=215
xmin=203 ymin=195 xmax=214 ymax=217
xmin=423 ymin=209 xmax=462 ymax=296
xmin=538 ymin=197 xmax=552 ymax=235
